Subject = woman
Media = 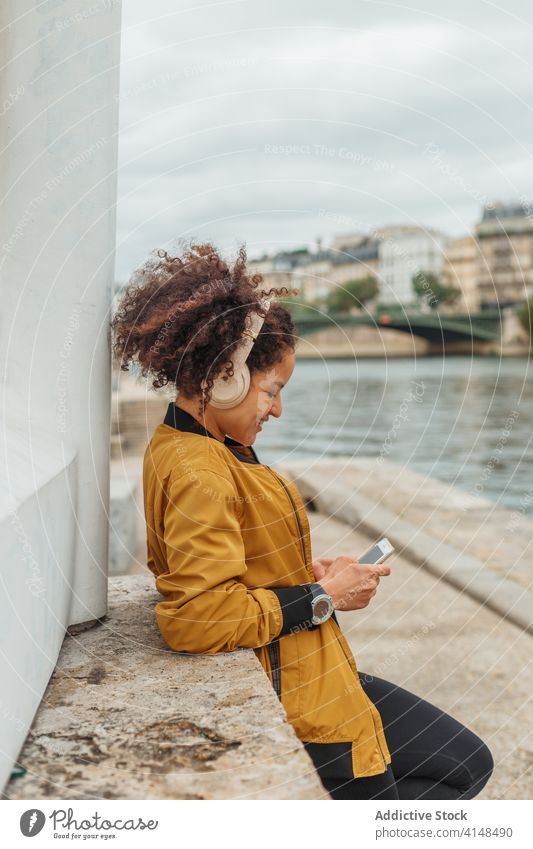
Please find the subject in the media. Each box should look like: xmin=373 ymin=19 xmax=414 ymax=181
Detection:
xmin=111 ymin=242 xmax=494 ymax=800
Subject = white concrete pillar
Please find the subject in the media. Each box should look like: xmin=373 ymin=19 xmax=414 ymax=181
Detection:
xmin=0 ymin=0 xmax=122 ymax=791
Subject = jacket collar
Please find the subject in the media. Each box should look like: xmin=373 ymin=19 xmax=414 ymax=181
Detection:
xmin=163 ymin=402 xmax=260 ymax=465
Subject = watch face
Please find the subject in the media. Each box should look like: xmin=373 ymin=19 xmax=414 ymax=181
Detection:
xmin=313 ymin=598 xmax=330 ymax=620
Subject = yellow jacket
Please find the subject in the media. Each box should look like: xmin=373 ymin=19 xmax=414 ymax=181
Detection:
xmin=142 ymin=403 xmax=392 ymax=779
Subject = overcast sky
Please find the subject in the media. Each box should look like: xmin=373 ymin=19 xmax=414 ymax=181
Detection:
xmin=115 ymin=0 xmax=533 ymax=282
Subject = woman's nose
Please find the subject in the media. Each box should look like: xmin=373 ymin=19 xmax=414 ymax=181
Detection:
xmin=271 ymin=397 xmax=282 ymax=417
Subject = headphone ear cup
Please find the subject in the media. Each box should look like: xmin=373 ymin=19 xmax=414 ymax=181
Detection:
xmin=209 ymin=364 xmax=251 ymax=409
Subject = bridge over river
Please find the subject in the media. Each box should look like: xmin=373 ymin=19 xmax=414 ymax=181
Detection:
xmin=294 ymin=307 xmax=504 ymax=352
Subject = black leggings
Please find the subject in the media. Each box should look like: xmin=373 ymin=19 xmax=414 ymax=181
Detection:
xmin=305 ymin=672 xmax=494 ymax=800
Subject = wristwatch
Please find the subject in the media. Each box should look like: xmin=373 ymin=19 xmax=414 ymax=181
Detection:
xmin=306 ymin=582 xmax=335 ymax=626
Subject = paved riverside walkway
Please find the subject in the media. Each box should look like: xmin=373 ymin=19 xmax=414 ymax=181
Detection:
xmin=304 ymin=507 xmax=533 ymax=800
xmin=280 ymin=456 xmax=533 ymax=594
xmin=278 ymin=457 xmax=533 ymax=635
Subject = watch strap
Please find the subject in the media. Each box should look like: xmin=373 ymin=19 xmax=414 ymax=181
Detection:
xmin=270 ymin=586 xmax=320 ymax=635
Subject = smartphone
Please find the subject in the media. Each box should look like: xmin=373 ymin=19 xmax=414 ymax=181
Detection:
xmin=359 ymin=537 xmax=395 ymax=565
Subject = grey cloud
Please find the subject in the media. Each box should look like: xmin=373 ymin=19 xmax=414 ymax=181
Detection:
xmin=116 ymin=0 xmax=533 ymax=280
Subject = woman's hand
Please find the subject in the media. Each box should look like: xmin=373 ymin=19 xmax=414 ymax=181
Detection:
xmin=317 ymin=555 xmax=392 ymax=611
xmin=312 ymin=557 xmax=335 ymax=581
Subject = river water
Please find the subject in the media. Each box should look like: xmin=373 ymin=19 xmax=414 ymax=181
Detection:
xmin=256 ymin=355 xmax=533 ymax=515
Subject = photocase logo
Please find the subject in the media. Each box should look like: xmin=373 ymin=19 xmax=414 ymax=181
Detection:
xmin=20 ymin=809 xmax=46 ymax=836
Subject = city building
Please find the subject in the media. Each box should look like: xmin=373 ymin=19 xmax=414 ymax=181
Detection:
xmin=249 ymin=202 xmax=533 ymax=315
xmin=376 ymin=225 xmax=448 ymax=307
xmin=330 ymin=232 xmax=368 ymax=253
xmin=328 ymin=237 xmax=380 ymax=307
xmin=249 ymin=246 xmax=334 ymax=305
xmin=442 ymin=234 xmax=481 ymax=312
xmin=474 ymin=202 xmax=533 ymax=309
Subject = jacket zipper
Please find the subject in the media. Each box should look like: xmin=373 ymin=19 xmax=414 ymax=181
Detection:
xmin=335 ymin=625 xmax=358 ymax=676
xmin=335 ymin=629 xmax=387 ymax=770
xmin=265 ymin=467 xmax=339 ymax=622
xmin=267 ymin=639 xmax=282 ymax=700
xmin=369 ymin=705 xmax=388 ymax=770
xmin=263 ymin=466 xmax=308 ymax=704
xmin=264 ymin=465 xmax=308 ymax=568
xmin=264 ymin=466 xmax=385 ymax=768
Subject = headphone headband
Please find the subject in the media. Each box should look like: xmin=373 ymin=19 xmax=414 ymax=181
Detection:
xmin=230 ymin=298 xmax=270 ymax=370
xmin=199 ymin=298 xmax=271 ymax=407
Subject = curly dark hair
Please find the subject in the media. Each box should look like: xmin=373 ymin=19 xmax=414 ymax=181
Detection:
xmin=111 ymin=241 xmax=300 ymax=417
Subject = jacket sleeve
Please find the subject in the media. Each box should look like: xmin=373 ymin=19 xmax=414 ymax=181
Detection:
xmin=154 ymin=467 xmax=316 ymax=654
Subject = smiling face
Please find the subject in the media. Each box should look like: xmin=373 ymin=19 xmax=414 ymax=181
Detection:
xmin=173 ymin=346 xmax=296 ymax=446
xmin=216 ymin=347 xmax=296 ymax=445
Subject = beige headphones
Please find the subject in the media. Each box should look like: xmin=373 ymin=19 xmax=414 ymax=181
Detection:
xmin=201 ymin=298 xmax=271 ymax=409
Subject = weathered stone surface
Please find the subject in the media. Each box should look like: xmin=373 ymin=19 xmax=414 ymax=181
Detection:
xmin=5 ymin=576 xmax=327 ymax=800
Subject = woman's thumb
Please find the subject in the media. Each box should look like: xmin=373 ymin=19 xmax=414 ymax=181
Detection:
xmin=312 ymin=561 xmax=327 ymax=580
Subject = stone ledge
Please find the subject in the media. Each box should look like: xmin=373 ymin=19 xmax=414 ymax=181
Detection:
xmin=5 ymin=576 xmax=326 ymax=800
